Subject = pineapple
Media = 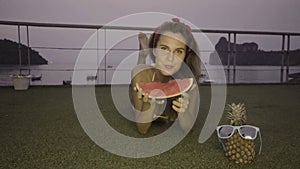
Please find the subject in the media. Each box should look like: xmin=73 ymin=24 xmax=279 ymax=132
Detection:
xmin=224 ymin=103 xmax=255 ymax=164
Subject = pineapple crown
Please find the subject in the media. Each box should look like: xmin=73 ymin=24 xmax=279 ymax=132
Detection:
xmin=226 ymin=103 xmax=247 ymax=126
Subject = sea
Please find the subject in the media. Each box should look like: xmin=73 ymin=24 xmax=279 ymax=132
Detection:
xmin=1 ymin=63 xmax=300 ymax=86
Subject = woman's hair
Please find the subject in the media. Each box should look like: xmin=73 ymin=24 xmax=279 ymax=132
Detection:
xmin=148 ymin=18 xmax=201 ymax=82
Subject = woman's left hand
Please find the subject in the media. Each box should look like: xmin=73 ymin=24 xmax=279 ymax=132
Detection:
xmin=172 ymin=93 xmax=189 ymax=113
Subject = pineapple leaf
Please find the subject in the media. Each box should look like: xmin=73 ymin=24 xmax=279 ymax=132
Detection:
xmin=226 ymin=103 xmax=247 ymax=125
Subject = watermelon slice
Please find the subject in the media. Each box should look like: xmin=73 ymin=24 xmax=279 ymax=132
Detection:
xmin=136 ymin=78 xmax=194 ymax=99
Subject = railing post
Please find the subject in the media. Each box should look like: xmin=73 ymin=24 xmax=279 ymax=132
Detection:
xmin=286 ymin=35 xmax=290 ymax=82
xmin=96 ymin=28 xmax=99 ymax=84
xmin=233 ymin=33 xmax=237 ymax=84
xmin=26 ymin=26 xmax=31 ymax=75
xmin=104 ymin=28 xmax=107 ymax=85
xmin=18 ymin=25 xmax=22 ymax=75
xmin=280 ymin=35 xmax=285 ymax=83
xmin=227 ymin=33 xmax=231 ymax=83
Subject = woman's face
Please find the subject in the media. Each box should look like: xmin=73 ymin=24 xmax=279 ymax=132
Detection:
xmin=154 ymin=31 xmax=187 ymax=76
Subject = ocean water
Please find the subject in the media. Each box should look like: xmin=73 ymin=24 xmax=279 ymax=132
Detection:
xmin=1 ymin=63 xmax=300 ymax=86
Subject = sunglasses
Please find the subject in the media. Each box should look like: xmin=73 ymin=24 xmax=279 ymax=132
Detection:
xmin=216 ymin=125 xmax=262 ymax=155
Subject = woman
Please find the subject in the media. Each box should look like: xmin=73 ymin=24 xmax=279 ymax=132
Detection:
xmin=131 ymin=18 xmax=201 ymax=134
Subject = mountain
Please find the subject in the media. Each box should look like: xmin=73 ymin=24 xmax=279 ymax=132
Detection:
xmin=209 ymin=37 xmax=300 ymax=66
xmin=0 ymin=39 xmax=48 ymax=65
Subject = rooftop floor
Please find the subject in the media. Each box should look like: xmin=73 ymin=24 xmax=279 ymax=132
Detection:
xmin=0 ymin=84 xmax=299 ymax=168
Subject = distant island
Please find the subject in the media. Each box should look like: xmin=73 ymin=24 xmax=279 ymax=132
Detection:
xmin=0 ymin=39 xmax=48 ymax=65
xmin=209 ymin=37 xmax=300 ymax=66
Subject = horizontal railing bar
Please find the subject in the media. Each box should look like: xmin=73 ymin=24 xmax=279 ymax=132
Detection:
xmin=0 ymin=20 xmax=154 ymax=31
xmin=31 ymin=46 xmax=139 ymax=51
xmin=30 ymin=46 xmax=215 ymax=52
xmin=1 ymin=20 xmax=300 ymax=36
xmin=196 ymin=29 xmax=300 ymax=36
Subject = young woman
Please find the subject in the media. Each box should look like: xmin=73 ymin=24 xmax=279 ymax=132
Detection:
xmin=131 ymin=18 xmax=201 ymax=134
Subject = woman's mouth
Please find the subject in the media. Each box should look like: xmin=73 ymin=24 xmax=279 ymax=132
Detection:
xmin=164 ymin=65 xmax=174 ymax=69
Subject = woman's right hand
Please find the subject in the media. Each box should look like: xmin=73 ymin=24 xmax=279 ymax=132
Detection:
xmin=133 ymin=85 xmax=165 ymax=104
xmin=133 ymin=85 xmax=165 ymax=123
xmin=134 ymin=86 xmax=150 ymax=103
xmin=133 ymin=85 xmax=153 ymax=123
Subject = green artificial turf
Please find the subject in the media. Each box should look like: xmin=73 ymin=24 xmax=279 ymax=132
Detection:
xmin=0 ymin=84 xmax=299 ymax=168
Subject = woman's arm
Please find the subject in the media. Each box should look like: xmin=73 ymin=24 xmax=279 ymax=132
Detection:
xmin=131 ymin=65 xmax=154 ymax=134
xmin=172 ymin=84 xmax=199 ymax=133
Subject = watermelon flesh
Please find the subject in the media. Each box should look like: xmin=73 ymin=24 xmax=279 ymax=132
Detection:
xmin=136 ymin=78 xmax=193 ymax=99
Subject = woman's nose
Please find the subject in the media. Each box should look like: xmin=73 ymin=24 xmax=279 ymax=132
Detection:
xmin=166 ymin=52 xmax=175 ymax=61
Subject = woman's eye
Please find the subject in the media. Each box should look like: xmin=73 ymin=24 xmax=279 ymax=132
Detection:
xmin=176 ymin=50 xmax=183 ymax=54
xmin=160 ymin=46 xmax=168 ymax=51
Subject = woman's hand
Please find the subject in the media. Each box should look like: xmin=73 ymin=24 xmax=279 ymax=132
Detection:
xmin=133 ymin=84 xmax=165 ymax=123
xmin=133 ymin=86 xmax=150 ymax=103
xmin=172 ymin=93 xmax=190 ymax=113
xmin=133 ymin=85 xmax=165 ymax=105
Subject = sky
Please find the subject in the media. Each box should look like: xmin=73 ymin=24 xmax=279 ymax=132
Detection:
xmin=1 ymin=0 xmax=299 ymax=31
xmin=0 ymin=0 xmax=300 ymax=64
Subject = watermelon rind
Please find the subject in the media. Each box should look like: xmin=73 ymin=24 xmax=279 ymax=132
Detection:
xmin=136 ymin=78 xmax=194 ymax=99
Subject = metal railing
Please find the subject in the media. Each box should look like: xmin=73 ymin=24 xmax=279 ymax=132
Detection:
xmin=0 ymin=20 xmax=300 ymax=84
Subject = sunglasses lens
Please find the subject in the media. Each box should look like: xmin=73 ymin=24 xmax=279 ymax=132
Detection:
xmin=218 ymin=126 xmax=233 ymax=138
xmin=239 ymin=126 xmax=257 ymax=139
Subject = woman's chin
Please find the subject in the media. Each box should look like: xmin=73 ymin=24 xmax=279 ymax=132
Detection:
xmin=160 ymin=70 xmax=174 ymax=76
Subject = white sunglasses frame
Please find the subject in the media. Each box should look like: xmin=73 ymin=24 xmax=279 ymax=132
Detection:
xmin=216 ymin=125 xmax=262 ymax=155
xmin=216 ymin=125 xmax=259 ymax=140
